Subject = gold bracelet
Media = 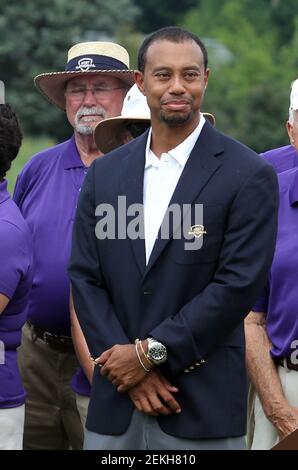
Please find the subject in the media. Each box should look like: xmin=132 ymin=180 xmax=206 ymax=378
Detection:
xmin=138 ymin=340 xmax=154 ymax=368
xmin=135 ymin=341 xmax=150 ymax=372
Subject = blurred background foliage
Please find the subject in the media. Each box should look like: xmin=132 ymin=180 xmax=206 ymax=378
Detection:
xmin=2 ymin=0 xmax=298 ymax=187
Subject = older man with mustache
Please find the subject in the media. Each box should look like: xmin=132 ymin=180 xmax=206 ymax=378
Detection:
xmin=13 ymin=41 xmax=134 ymax=450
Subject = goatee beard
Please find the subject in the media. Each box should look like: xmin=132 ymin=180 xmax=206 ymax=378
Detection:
xmin=159 ymin=110 xmax=192 ymax=126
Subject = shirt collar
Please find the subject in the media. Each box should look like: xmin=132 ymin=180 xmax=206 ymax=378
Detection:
xmin=63 ymin=135 xmax=87 ymax=170
xmin=145 ymin=129 xmax=158 ymax=168
xmin=0 ymin=179 xmax=10 ymax=204
xmin=145 ymin=113 xmax=206 ymax=169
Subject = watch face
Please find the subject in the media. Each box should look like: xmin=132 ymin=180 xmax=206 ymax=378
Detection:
xmin=148 ymin=342 xmax=167 ymax=363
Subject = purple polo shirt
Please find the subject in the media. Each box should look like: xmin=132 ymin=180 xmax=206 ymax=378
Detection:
xmin=14 ymin=136 xmax=88 ymax=335
xmin=253 ymin=167 xmax=298 ymax=358
xmin=260 ymin=144 xmax=298 ymax=173
xmin=14 ymin=136 xmax=91 ymax=396
xmin=0 ymin=180 xmax=33 ymax=408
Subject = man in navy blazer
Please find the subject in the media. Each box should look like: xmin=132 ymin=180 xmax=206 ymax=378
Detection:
xmin=68 ymin=27 xmax=278 ymax=450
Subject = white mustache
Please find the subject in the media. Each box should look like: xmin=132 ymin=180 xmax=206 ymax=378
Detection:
xmin=76 ymin=106 xmax=107 ymax=120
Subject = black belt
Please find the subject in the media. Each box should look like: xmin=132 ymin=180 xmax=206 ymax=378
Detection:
xmin=273 ymin=356 xmax=298 ymax=371
xmin=27 ymin=320 xmax=74 ymax=353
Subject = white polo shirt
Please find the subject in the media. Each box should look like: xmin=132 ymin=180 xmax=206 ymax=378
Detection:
xmin=143 ymin=114 xmax=206 ymax=264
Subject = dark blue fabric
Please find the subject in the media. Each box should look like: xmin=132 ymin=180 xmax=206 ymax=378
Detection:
xmin=66 ymin=55 xmax=128 ymax=72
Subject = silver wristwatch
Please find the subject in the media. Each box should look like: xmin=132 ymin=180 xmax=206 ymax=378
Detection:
xmin=146 ymin=337 xmax=167 ymax=365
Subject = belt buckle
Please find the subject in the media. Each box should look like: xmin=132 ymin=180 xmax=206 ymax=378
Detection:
xmin=43 ymin=331 xmax=72 ymax=348
xmin=42 ymin=330 xmax=53 ymax=344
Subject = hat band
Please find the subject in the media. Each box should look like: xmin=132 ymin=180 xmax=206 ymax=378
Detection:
xmin=66 ymin=54 xmax=129 ymax=73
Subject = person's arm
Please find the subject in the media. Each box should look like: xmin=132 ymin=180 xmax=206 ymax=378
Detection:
xmin=70 ymin=293 xmax=94 ymax=384
xmin=13 ymin=171 xmax=26 ymax=208
xmin=0 ymin=293 xmax=9 ymax=314
xmin=245 ymin=311 xmax=298 ymax=440
xmin=0 ymin=221 xmax=30 ymax=313
xmin=68 ymin=161 xmax=134 ymax=358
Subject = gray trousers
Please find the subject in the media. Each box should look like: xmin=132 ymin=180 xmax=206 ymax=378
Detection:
xmin=76 ymin=393 xmax=89 ymax=428
xmin=84 ymin=410 xmax=246 ymax=450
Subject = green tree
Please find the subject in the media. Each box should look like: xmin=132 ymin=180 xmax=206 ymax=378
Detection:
xmin=184 ymin=0 xmax=298 ymax=152
xmin=134 ymin=0 xmax=197 ymax=33
xmin=187 ymin=0 xmax=298 ymax=46
xmin=0 ymin=0 xmax=139 ymax=141
xmin=264 ymin=0 xmax=298 ymax=45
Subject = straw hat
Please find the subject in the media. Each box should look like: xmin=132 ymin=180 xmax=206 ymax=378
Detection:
xmin=34 ymin=41 xmax=135 ymax=110
xmin=94 ymin=84 xmax=216 ymax=153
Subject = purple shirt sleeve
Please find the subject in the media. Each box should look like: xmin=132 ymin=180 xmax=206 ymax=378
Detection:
xmin=13 ymin=173 xmax=25 ymax=207
xmin=0 ymin=220 xmax=28 ymax=299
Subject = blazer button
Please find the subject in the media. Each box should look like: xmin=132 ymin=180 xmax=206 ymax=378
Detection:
xmin=143 ymin=290 xmax=152 ymax=295
xmin=189 ymin=365 xmax=195 ymax=370
xmin=184 ymin=368 xmax=190 ymax=373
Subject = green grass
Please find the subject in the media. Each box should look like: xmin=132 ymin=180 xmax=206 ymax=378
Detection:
xmin=6 ymin=137 xmax=55 ymax=195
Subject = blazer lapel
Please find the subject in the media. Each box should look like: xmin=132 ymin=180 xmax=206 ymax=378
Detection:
xmin=119 ymin=132 xmax=148 ymax=275
xmin=144 ymin=122 xmax=223 ymax=277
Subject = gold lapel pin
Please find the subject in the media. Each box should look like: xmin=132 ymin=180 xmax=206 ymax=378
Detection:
xmin=188 ymin=225 xmax=207 ymax=238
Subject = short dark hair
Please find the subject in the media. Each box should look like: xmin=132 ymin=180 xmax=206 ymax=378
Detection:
xmin=0 ymin=104 xmax=23 ymax=180
xmin=137 ymin=26 xmax=208 ymax=73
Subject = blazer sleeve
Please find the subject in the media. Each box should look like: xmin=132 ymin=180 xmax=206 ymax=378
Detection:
xmin=68 ymin=162 xmax=130 ymax=358
xmin=149 ymin=163 xmax=279 ymax=376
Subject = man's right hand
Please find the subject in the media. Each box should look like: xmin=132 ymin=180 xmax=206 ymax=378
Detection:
xmin=271 ymin=405 xmax=298 ymax=441
xmin=128 ymin=369 xmax=181 ymax=416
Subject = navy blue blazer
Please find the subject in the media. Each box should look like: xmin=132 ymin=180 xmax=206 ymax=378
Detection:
xmin=69 ymin=121 xmax=278 ymax=439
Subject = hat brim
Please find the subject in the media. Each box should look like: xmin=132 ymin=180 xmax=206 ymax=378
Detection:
xmin=94 ymin=112 xmax=216 ymax=154
xmin=34 ymin=70 xmax=135 ymax=110
xmin=94 ymin=116 xmax=150 ymax=153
